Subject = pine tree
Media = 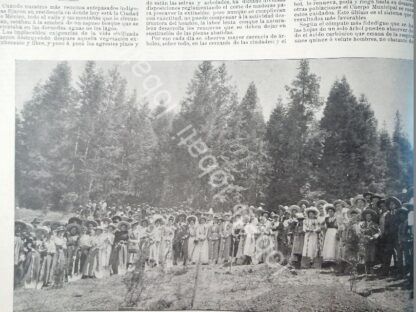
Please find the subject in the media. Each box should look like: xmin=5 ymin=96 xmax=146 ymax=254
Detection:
xmin=319 ymin=78 xmax=381 ymax=199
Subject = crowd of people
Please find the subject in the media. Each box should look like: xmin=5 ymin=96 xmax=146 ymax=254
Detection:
xmin=14 ymin=192 xmax=414 ymax=290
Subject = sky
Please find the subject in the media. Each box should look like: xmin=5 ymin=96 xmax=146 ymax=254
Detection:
xmin=15 ymin=58 xmax=413 ymax=141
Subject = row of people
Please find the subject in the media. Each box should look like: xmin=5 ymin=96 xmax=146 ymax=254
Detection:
xmin=14 ymin=193 xmax=413 ymax=290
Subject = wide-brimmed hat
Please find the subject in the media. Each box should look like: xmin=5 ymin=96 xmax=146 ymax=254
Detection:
xmin=35 ymin=226 xmax=49 ymax=235
xmin=112 ymin=215 xmax=122 ymax=223
xmin=288 ymin=205 xmax=301 ymax=214
xmin=333 ymin=199 xmax=347 ymax=208
xmin=187 ymin=215 xmax=197 ymax=223
xmin=15 ymin=220 xmax=27 ymax=231
xmin=101 ymin=217 xmax=112 ymax=223
xmin=315 ymin=200 xmax=328 ymax=207
xmin=324 ymin=204 xmax=336 ymax=214
xmin=85 ymin=220 xmax=98 ymax=228
xmin=270 ymin=211 xmax=279 ymax=218
xmin=297 ymin=200 xmax=310 ymax=208
xmin=107 ymin=223 xmax=117 ymax=230
xmin=385 ymin=196 xmax=402 ymax=208
xmin=140 ymin=219 xmax=149 ymax=226
xmin=362 ymin=209 xmax=378 ymax=221
xmin=305 ymin=207 xmax=319 ymax=216
xmin=153 ymin=214 xmax=164 ymax=223
xmin=352 ymin=195 xmax=367 ymax=207
xmin=68 ymin=216 xmax=82 ymax=225
xmin=50 ymin=221 xmax=62 ymax=230
xmin=347 ymin=208 xmax=361 ymax=218
xmin=66 ymin=223 xmax=81 ymax=234
xmin=295 ymin=212 xmax=305 ymax=220
xmin=117 ymin=221 xmax=131 ymax=230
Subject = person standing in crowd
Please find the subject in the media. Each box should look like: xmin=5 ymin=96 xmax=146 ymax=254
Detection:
xmin=173 ymin=213 xmax=188 ymax=266
xmin=359 ymin=209 xmax=380 ymax=274
xmin=232 ymin=213 xmax=243 ymax=263
xmin=301 ymin=207 xmax=321 ymax=268
xmin=243 ymin=216 xmax=258 ymax=265
xmin=382 ymin=196 xmax=401 ymax=276
xmin=187 ymin=215 xmax=198 ymax=263
xmin=127 ymin=221 xmax=140 ymax=269
xmin=194 ymin=215 xmax=209 ymax=265
xmin=65 ymin=223 xmax=80 ymax=281
xmin=290 ymin=213 xmax=305 ymax=269
xmin=353 ymin=195 xmax=367 ymax=211
xmin=14 ymin=221 xmax=27 ymax=289
xmin=337 ymin=208 xmax=361 ymax=274
xmin=40 ymin=227 xmax=57 ymax=287
xmin=53 ymin=226 xmax=67 ymax=287
xmin=114 ymin=221 xmax=130 ymax=274
xmin=322 ymin=204 xmax=338 ymax=267
xmin=219 ymin=213 xmax=232 ymax=263
xmin=208 ymin=215 xmax=221 ymax=265
xmin=161 ymin=215 xmax=175 ymax=269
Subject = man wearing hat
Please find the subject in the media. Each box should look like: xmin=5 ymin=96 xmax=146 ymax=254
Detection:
xmin=66 ymin=223 xmax=81 ymax=280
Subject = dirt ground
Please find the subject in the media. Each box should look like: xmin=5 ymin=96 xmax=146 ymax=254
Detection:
xmin=13 ymin=263 xmax=413 ymax=312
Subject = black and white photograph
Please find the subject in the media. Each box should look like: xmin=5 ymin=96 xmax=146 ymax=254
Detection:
xmin=13 ymin=58 xmax=413 ymax=312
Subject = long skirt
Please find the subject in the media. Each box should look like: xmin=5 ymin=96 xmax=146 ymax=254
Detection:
xmin=219 ymin=236 xmax=232 ymax=261
xmin=188 ymin=236 xmax=197 ymax=261
xmin=209 ymin=240 xmax=220 ymax=262
xmin=243 ymin=235 xmax=256 ymax=258
xmin=23 ymin=251 xmax=41 ymax=289
xmin=117 ymin=244 xmax=128 ymax=274
xmin=53 ymin=249 xmax=66 ymax=288
xmin=160 ymin=240 xmax=173 ymax=268
xmin=236 ymin=236 xmax=245 ymax=258
xmin=256 ymin=235 xmax=272 ymax=263
xmin=302 ymin=232 xmax=319 ymax=259
xmin=193 ymin=240 xmax=209 ymax=264
xmin=322 ymin=229 xmax=338 ymax=262
xmin=39 ymin=253 xmax=55 ymax=286
xmin=149 ymin=241 xmax=161 ymax=266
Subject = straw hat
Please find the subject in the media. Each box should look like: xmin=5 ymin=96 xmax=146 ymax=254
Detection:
xmin=117 ymin=221 xmax=131 ymax=231
xmin=187 ymin=215 xmax=197 ymax=223
xmin=85 ymin=220 xmax=98 ymax=228
xmin=352 ymin=195 xmax=367 ymax=207
xmin=324 ymin=204 xmax=336 ymax=214
xmin=347 ymin=208 xmax=361 ymax=218
xmin=315 ymin=200 xmax=328 ymax=207
xmin=304 ymin=207 xmax=319 ymax=216
xmin=66 ymin=223 xmax=81 ymax=234
xmin=288 ymin=205 xmax=301 ymax=214
xmin=361 ymin=209 xmax=378 ymax=221
xmin=15 ymin=220 xmax=27 ymax=231
xmin=35 ymin=226 xmax=49 ymax=236
xmin=333 ymin=199 xmax=347 ymax=208
xmin=68 ymin=216 xmax=82 ymax=225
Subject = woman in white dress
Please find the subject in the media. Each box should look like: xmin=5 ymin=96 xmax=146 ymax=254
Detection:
xmin=193 ymin=216 xmax=209 ymax=264
xmin=322 ymin=204 xmax=338 ymax=265
xmin=301 ymin=207 xmax=321 ymax=268
xmin=243 ymin=217 xmax=258 ymax=265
